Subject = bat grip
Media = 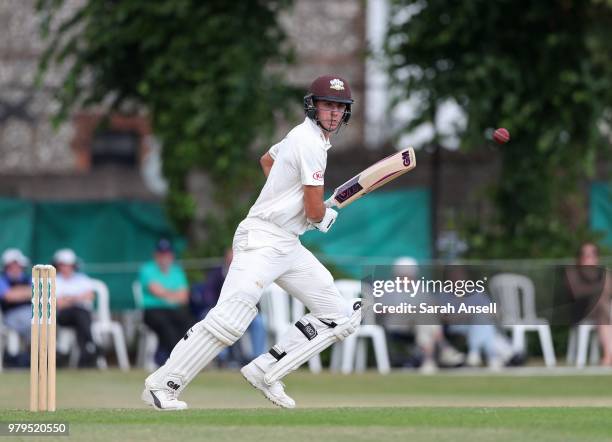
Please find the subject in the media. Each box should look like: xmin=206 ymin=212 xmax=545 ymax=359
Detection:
xmin=324 ymin=197 xmax=335 ymax=208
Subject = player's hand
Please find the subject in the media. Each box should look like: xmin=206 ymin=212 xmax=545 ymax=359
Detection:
xmin=324 ymin=197 xmax=335 ymax=208
xmin=332 ymin=319 xmax=356 ymax=340
xmin=331 ymin=311 xmax=361 ymax=340
xmin=311 ymin=208 xmax=338 ymax=233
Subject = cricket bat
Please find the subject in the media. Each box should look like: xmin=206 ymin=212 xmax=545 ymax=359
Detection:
xmin=325 ymin=147 xmax=416 ymax=209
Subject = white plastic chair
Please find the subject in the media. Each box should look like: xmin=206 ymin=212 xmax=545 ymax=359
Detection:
xmin=0 ymin=308 xmax=32 ymax=370
xmin=259 ymin=283 xmax=291 ymax=342
xmin=567 ymin=323 xmax=600 ymax=367
xmin=489 ymin=273 xmax=556 ymax=367
xmin=330 ymin=279 xmax=391 ymax=374
xmin=56 ymin=327 xmax=79 ymax=367
xmin=568 ymin=300 xmax=612 ymax=367
xmin=259 ymin=283 xmax=321 ymax=373
xmin=132 ymin=281 xmax=158 ymax=372
xmin=90 ymin=279 xmax=130 ymax=370
xmin=56 ymin=281 xmax=108 ymax=369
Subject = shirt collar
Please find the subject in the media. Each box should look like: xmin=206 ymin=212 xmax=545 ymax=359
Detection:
xmin=304 ymin=117 xmax=332 ymax=151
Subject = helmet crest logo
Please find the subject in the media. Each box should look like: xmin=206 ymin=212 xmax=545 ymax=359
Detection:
xmin=329 ymin=79 xmax=345 ymax=91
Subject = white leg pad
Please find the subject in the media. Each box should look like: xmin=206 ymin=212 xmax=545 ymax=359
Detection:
xmin=261 ymin=300 xmax=362 ymax=385
xmin=146 ymin=297 xmax=257 ymax=394
xmin=202 ymin=298 xmax=258 ymax=345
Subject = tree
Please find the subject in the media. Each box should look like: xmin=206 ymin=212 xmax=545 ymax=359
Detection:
xmin=36 ymin=0 xmax=294 ymax=254
xmin=386 ymin=0 xmax=612 ymax=258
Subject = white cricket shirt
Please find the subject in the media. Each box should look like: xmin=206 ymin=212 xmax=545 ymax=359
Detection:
xmin=240 ymin=117 xmax=331 ymax=238
xmin=55 ymin=272 xmax=95 ymax=310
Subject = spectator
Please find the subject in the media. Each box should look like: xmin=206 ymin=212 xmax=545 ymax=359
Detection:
xmin=191 ymin=248 xmax=267 ymax=367
xmin=565 ymin=242 xmax=612 ymax=366
xmin=443 ymin=265 xmax=515 ymax=370
xmin=380 ymin=257 xmax=464 ymax=374
xmin=53 ymin=248 xmax=99 ymax=368
xmin=0 ymin=249 xmax=32 ymax=365
xmin=189 ymin=249 xmax=236 ymax=321
xmin=139 ymin=238 xmax=194 ymax=365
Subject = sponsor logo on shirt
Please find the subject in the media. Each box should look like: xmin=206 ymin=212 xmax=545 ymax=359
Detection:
xmin=313 ymin=171 xmax=324 ymax=181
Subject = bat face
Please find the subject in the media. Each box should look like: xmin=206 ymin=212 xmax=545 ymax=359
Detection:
xmin=326 ymin=148 xmax=416 ymax=208
xmin=334 ymin=176 xmax=363 ymax=205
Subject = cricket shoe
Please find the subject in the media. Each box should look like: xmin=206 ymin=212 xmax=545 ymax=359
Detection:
xmin=240 ymin=363 xmax=296 ymax=409
xmin=141 ymin=386 xmax=188 ymax=411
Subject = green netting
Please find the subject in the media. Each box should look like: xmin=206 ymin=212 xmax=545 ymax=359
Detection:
xmin=0 ymin=198 xmax=35 ymax=253
xmin=0 ymin=198 xmax=183 ymax=311
xmin=0 ymin=190 xmax=432 ymax=310
xmin=302 ymin=189 xmax=432 ymax=276
xmin=591 ymin=182 xmax=612 ymax=247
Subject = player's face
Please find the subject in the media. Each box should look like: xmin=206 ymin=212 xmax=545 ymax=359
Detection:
xmin=315 ymin=100 xmax=346 ymax=131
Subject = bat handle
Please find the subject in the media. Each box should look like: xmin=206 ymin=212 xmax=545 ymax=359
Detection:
xmin=324 ymin=197 xmax=335 ymax=208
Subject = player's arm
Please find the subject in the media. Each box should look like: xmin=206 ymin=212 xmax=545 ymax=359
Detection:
xmin=260 ymin=152 xmax=274 ymax=178
xmin=304 ymin=185 xmax=325 ymax=222
xmin=304 ymin=185 xmax=337 ymax=232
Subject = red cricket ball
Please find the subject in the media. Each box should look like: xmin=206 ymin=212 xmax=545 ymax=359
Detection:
xmin=493 ymin=128 xmax=510 ymax=144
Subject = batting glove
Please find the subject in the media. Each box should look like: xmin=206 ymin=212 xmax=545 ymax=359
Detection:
xmin=311 ymin=208 xmax=338 ymax=233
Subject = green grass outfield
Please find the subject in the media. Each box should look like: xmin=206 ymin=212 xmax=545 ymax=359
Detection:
xmin=1 ymin=369 xmax=611 ymax=441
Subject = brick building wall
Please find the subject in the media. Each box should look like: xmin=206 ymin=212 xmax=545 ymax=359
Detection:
xmin=0 ymin=0 xmax=81 ymax=174
xmin=280 ymin=0 xmax=366 ymax=151
xmin=0 ymin=0 xmax=369 ymax=200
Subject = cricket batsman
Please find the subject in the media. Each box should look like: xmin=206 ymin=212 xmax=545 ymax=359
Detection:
xmin=142 ymin=75 xmax=362 ymax=410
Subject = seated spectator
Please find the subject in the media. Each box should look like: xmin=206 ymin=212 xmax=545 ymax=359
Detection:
xmin=443 ymin=265 xmax=515 ymax=370
xmin=565 ymin=242 xmax=612 ymax=366
xmin=380 ymin=257 xmax=464 ymax=374
xmin=53 ymin=248 xmax=100 ymax=368
xmin=0 ymin=249 xmax=32 ymax=366
xmin=190 ymin=249 xmax=236 ymax=321
xmin=191 ymin=248 xmax=266 ymax=367
xmin=139 ymin=238 xmax=194 ymax=366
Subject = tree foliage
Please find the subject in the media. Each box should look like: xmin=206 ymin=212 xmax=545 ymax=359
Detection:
xmin=36 ymin=0 xmax=294 ymax=254
xmin=386 ymin=0 xmax=612 ymax=258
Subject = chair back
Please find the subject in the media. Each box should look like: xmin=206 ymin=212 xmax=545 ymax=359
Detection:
xmin=260 ymin=283 xmax=292 ymax=334
xmin=489 ymin=273 xmax=537 ymax=322
xmin=334 ymin=279 xmax=363 ymax=299
xmin=91 ymin=279 xmax=111 ymax=324
xmin=334 ymin=279 xmax=376 ymax=322
xmin=291 ymin=298 xmax=307 ymax=322
xmin=132 ymin=281 xmax=144 ymax=309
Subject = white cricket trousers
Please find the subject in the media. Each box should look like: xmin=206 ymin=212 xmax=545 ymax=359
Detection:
xmin=222 ymin=225 xmax=352 ymax=320
xmin=144 ymin=222 xmax=353 ymax=394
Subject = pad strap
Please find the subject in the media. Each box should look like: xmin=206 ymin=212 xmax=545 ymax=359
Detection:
xmin=263 ymin=305 xmax=361 ymax=385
